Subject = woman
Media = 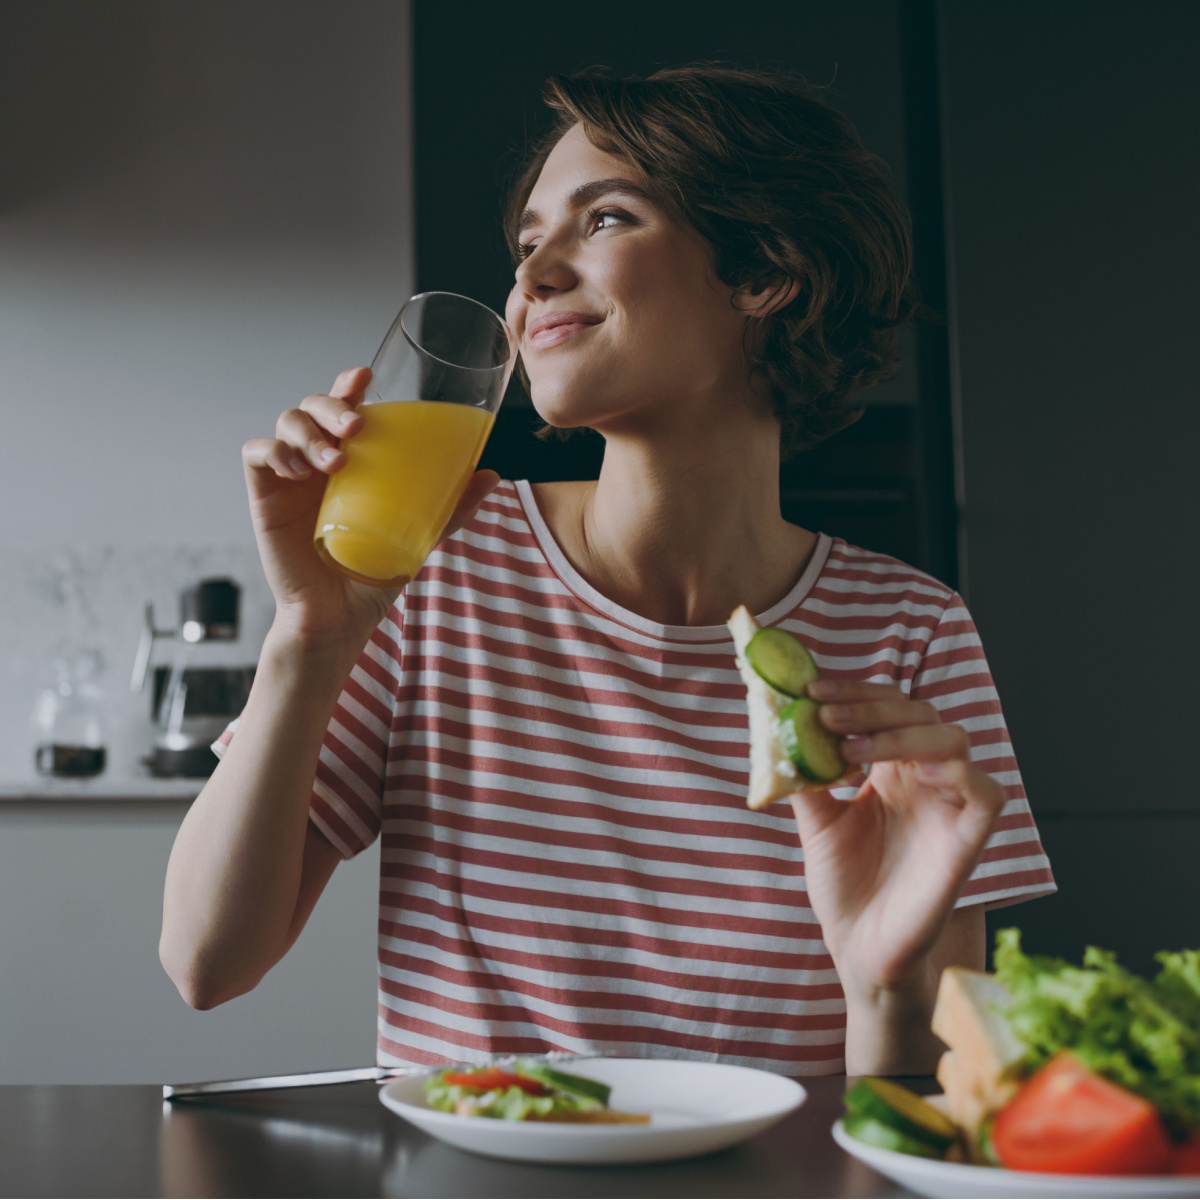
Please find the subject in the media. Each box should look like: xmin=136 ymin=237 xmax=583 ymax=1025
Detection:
xmin=161 ymin=68 xmax=1054 ymax=1076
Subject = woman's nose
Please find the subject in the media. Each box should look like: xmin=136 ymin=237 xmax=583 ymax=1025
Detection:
xmin=514 ymin=237 xmax=578 ymax=296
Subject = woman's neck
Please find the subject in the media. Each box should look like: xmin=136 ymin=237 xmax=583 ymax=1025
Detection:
xmin=532 ymin=408 xmax=818 ymax=627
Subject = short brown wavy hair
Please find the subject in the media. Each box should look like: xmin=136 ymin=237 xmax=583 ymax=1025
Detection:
xmin=505 ymin=66 xmax=915 ymax=456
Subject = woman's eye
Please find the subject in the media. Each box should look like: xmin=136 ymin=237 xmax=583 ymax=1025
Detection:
xmin=591 ymin=209 xmax=626 ymax=232
xmin=519 ymin=209 xmax=630 ymax=260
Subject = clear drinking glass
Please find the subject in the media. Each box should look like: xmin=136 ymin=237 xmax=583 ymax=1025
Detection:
xmin=314 ymin=292 xmax=516 ymax=587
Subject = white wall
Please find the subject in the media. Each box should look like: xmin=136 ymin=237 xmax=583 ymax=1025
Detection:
xmin=0 ymin=1 xmax=412 ymax=1081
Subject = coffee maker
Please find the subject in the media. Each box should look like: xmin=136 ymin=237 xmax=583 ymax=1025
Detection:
xmin=130 ymin=578 xmax=255 ymax=777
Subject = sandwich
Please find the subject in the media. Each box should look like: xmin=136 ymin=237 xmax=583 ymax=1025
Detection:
xmin=727 ymin=605 xmax=849 ymax=809
xmin=931 ymin=967 xmax=1024 ymax=1152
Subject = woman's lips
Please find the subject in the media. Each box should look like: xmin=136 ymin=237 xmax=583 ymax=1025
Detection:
xmin=526 ymin=312 xmax=603 ymax=351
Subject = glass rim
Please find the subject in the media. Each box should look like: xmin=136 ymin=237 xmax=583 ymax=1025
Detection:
xmin=396 ymin=290 xmax=516 ymax=375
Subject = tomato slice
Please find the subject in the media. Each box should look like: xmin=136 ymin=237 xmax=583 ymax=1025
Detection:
xmin=993 ymin=1052 xmax=1173 ymax=1176
xmin=441 ymin=1068 xmax=547 ymax=1096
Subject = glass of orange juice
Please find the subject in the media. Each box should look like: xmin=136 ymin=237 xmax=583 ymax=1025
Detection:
xmin=314 ymin=292 xmax=516 ymax=587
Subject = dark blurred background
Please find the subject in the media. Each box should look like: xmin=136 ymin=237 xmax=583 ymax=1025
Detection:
xmin=414 ymin=0 xmax=1200 ymax=974
xmin=420 ymin=1 xmax=949 ymax=583
xmin=1 ymin=0 xmax=1197 ymax=1085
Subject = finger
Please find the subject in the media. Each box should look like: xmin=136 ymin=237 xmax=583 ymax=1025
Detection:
xmin=840 ymin=720 xmax=970 ymax=766
xmin=820 ymin=697 xmax=941 ymax=736
xmin=242 ymin=437 xmax=312 ymax=481
xmin=329 ymin=366 xmax=372 ymax=402
xmin=915 ymin=756 xmax=1003 ymax=804
xmin=807 ymin=679 xmax=905 ymax=703
xmin=275 ymin=408 xmax=346 ymax=473
xmin=443 ymin=470 xmax=501 ymax=540
xmin=917 ymin=758 xmax=1008 ymax=849
xmin=299 ymin=391 xmax=364 ymax=440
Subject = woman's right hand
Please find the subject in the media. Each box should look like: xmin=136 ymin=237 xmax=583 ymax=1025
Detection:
xmin=242 ymin=367 xmax=500 ymax=647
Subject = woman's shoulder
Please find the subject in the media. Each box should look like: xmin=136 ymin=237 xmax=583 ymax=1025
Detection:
xmin=801 ymin=540 xmax=980 ymax=688
xmin=818 ymin=535 xmax=961 ymax=607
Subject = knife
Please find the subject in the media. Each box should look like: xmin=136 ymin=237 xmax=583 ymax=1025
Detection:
xmin=163 ymin=1051 xmax=611 ymax=1100
xmin=163 ymin=1066 xmax=405 ymax=1099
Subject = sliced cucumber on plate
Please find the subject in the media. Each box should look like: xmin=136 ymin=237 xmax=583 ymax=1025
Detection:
xmin=513 ymin=1059 xmax=611 ymax=1106
xmin=843 ymin=1112 xmax=947 ymax=1159
xmin=845 ymin=1078 xmax=958 ymax=1153
xmin=843 ymin=1078 xmax=959 ymax=1160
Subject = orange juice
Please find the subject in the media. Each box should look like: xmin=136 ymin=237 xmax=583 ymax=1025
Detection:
xmin=314 ymin=400 xmax=495 ymax=587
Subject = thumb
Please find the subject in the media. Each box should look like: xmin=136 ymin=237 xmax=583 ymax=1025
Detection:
xmin=787 ymin=780 xmax=848 ymax=845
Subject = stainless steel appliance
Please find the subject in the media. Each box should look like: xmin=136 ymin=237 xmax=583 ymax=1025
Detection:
xmin=130 ymin=578 xmax=254 ymax=777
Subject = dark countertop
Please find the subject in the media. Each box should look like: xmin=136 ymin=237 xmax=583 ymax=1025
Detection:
xmin=0 ymin=1077 xmax=917 ymax=1198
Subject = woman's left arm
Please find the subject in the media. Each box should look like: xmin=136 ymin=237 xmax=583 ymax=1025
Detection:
xmin=788 ymin=678 xmax=1004 ymax=1075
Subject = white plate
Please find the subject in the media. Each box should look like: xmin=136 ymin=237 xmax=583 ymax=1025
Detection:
xmin=379 ymin=1058 xmax=806 ymax=1165
xmin=833 ymin=1119 xmax=1200 ymax=1199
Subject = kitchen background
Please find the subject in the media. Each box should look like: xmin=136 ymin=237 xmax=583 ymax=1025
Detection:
xmin=1 ymin=0 xmax=1197 ymax=1084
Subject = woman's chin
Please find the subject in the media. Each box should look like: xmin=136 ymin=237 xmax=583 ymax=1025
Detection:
xmin=528 ymin=389 xmax=612 ymax=433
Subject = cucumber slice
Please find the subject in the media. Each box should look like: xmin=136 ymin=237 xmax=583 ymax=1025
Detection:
xmin=745 ymin=628 xmax=820 ymax=698
xmin=843 ymin=1112 xmax=947 ymax=1160
xmin=844 ymin=1079 xmax=958 ymax=1152
xmin=778 ymin=698 xmax=847 ymax=784
xmin=513 ymin=1060 xmax=611 ymax=1106
xmin=977 ymin=1115 xmax=1001 ymax=1166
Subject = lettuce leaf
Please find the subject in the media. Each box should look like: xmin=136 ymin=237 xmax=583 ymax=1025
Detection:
xmin=1155 ymin=949 xmax=1200 ymax=1030
xmin=423 ymin=1073 xmax=598 ymax=1120
xmin=993 ymin=928 xmax=1200 ymax=1135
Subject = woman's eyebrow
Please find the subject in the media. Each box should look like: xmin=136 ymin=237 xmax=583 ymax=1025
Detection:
xmin=517 ymin=178 xmax=652 ymax=234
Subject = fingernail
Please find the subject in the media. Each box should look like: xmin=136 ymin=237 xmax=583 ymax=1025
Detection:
xmin=841 ymin=736 xmax=871 ymax=761
xmin=809 ymin=680 xmax=836 ymax=700
xmin=319 ymin=446 xmax=339 ymax=465
xmin=289 ymin=454 xmax=311 ymax=476
xmin=824 ymin=704 xmax=851 ymax=724
xmin=916 ymin=761 xmax=948 ymax=781
xmin=339 ymin=411 xmax=357 ymax=429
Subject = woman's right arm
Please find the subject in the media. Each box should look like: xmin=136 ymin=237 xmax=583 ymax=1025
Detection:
xmin=160 ymin=367 xmax=498 ymax=1008
xmin=159 ymin=626 xmax=368 ymax=1009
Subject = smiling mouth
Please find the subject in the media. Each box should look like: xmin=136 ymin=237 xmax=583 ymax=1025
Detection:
xmin=526 ymin=314 xmax=603 ymax=351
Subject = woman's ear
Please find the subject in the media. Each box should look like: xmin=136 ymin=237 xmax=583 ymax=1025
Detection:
xmin=733 ymin=275 xmax=801 ymax=317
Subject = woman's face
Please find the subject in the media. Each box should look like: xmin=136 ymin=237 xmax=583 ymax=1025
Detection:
xmin=506 ymin=124 xmax=759 ymax=436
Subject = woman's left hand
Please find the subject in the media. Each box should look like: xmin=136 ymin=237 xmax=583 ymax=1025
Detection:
xmin=788 ymin=679 xmax=1006 ymax=1007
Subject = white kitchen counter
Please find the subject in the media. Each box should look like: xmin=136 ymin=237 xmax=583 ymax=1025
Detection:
xmin=0 ymin=777 xmax=202 ymax=801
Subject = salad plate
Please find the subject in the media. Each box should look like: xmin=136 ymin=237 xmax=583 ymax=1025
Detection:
xmin=833 ymin=1119 xmax=1200 ymax=1199
xmin=380 ymin=1058 xmax=806 ymax=1164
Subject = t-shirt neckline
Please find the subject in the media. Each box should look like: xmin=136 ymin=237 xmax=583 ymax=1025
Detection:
xmin=512 ymin=478 xmax=832 ymax=643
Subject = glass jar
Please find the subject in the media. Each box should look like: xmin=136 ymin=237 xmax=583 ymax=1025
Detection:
xmin=32 ymin=648 xmax=108 ymax=778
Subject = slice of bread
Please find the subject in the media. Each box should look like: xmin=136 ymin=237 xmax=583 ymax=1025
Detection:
xmin=932 ymin=968 xmax=1025 ymax=1139
xmin=727 ymin=605 xmax=802 ymax=810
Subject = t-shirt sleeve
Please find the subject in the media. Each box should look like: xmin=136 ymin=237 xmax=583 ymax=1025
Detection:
xmin=909 ymin=591 xmax=1057 ymax=910
xmin=211 ymin=597 xmax=404 ymax=859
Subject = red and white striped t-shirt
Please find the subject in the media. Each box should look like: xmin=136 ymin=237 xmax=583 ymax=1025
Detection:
xmin=218 ymin=479 xmax=1054 ymax=1075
